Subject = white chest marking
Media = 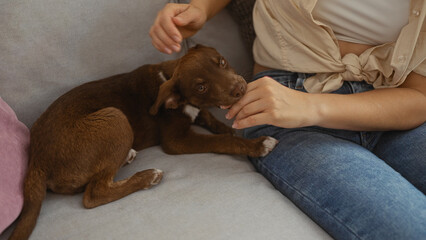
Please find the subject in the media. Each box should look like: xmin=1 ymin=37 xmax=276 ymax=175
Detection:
xmin=183 ymin=105 xmax=200 ymax=122
xmin=158 ymin=71 xmax=167 ymax=82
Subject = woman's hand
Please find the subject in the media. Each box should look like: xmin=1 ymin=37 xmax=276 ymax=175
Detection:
xmin=227 ymin=73 xmax=426 ymax=132
xmin=225 ymin=77 xmax=319 ymax=129
xmin=150 ymin=3 xmax=207 ymax=54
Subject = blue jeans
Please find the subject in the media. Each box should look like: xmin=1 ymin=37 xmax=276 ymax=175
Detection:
xmin=244 ymin=70 xmax=426 ymax=240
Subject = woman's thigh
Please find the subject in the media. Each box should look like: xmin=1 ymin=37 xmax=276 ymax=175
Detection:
xmin=245 ymin=125 xmax=426 ymax=240
xmin=373 ymin=122 xmax=426 ymax=193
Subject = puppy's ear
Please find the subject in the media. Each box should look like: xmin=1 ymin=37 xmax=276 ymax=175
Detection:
xmin=149 ymin=78 xmax=181 ymax=115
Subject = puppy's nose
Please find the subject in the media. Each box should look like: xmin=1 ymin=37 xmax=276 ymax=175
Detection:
xmin=231 ymin=82 xmax=246 ymax=98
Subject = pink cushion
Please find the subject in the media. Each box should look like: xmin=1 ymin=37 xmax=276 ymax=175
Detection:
xmin=0 ymin=97 xmax=29 ymax=234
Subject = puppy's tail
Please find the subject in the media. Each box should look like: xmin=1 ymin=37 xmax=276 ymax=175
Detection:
xmin=9 ymin=168 xmax=47 ymax=240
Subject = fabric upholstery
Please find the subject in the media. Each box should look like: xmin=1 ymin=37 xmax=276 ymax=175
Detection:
xmin=227 ymin=0 xmax=256 ymax=54
xmin=0 ymin=0 xmax=331 ymax=239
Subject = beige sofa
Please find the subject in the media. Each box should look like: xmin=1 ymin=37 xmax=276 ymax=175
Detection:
xmin=0 ymin=0 xmax=331 ymax=239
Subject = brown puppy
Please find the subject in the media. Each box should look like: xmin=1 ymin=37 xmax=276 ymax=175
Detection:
xmin=9 ymin=45 xmax=278 ymax=240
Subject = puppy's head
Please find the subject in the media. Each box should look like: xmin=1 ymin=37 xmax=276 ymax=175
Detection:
xmin=150 ymin=45 xmax=247 ymax=115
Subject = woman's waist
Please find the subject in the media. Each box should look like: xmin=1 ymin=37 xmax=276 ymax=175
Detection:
xmin=253 ymin=68 xmax=374 ymax=95
xmin=254 ymin=40 xmax=374 ymax=75
xmin=253 ymin=63 xmax=274 ymax=75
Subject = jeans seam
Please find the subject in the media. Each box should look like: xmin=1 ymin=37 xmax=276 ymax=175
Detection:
xmin=255 ymin=159 xmax=363 ymax=240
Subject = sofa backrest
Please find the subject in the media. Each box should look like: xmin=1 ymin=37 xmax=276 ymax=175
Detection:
xmin=0 ymin=0 xmax=252 ymax=127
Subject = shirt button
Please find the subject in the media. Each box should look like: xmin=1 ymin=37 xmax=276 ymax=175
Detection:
xmin=412 ymin=10 xmax=420 ymax=16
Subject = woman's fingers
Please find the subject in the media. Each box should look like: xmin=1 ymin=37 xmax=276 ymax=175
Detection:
xmin=232 ymin=112 xmax=271 ymax=129
xmin=230 ymin=93 xmax=274 ymax=129
xmin=150 ymin=4 xmax=189 ymax=53
xmin=150 ymin=3 xmax=206 ymax=54
xmin=234 ymin=98 xmax=267 ymax=121
xmin=225 ymin=87 xmax=262 ymax=120
xmin=164 ymin=4 xmax=190 ymax=42
xmin=150 ymin=26 xmax=181 ymax=53
xmin=226 ymin=77 xmax=275 ymax=120
xmin=226 ymin=76 xmax=304 ymax=129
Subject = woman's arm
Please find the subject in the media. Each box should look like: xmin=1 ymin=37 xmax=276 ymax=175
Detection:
xmin=227 ymin=72 xmax=426 ymax=131
xmin=150 ymin=0 xmax=231 ymax=54
xmin=312 ymin=72 xmax=426 ymax=131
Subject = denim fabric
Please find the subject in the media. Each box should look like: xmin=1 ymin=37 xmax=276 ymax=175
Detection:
xmin=244 ymin=70 xmax=426 ymax=240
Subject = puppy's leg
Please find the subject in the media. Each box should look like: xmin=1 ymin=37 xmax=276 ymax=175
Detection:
xmin=161 ymin=129 xmax=277 ymax=157
xmin=194 ymin=109 xmax=235 ymax=135
xmin=73 ymin=107 xmax=163 ymax=208
xmin=82 ymin=168 xmax=163 ymax=209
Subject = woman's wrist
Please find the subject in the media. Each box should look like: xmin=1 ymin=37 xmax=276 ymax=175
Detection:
xmin=188 ymin=2 xmax=208 ymax=24
xmin=303 ymin=93 xmax=326 ymax=128
xmin=190 ymin=0 xmax=231 ymax=21
xmin=305 ymin=92 xmax=359 ymax=130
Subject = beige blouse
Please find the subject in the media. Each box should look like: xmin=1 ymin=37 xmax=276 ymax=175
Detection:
xmin=252 ymin=0 xmax=426 ymax=93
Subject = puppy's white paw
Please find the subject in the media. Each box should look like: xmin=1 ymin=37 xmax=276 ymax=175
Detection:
xmin=260 ymin=137 xmax=278 ymax=157
xmin=151 ymin=169 xmax=163 ymax=185
xmin=126 ymin=149 xmax=137 ymax=164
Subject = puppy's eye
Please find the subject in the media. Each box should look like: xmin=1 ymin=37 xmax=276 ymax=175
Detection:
xmin=196 ymin=84 xmax=207 ymax=93
xmin=219 ymin=57 xmax=227 ymax=68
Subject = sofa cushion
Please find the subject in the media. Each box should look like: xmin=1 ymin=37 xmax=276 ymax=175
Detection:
xmin=227 ymin=0 xmax=256 ymax=54
xmin=0 ymin=98 xmax=29 ymax=234
xmin=1 ymin=142 xmax=330 ymax=240
xmin=0 ymin=0 xmax=331 ymax=239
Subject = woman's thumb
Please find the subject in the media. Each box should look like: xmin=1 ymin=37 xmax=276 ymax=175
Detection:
xmin=173 ymin=5 xmax=197 ymax=26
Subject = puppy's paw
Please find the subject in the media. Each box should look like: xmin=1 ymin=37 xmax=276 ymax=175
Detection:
xmin=126 ymin=149 xmax=137 ymax=164
xmin=150 ymin=169 xmax=163 ymax=185
xmin=260 ymin=137 xmax=278 ymax=157
xmin=248 ymin=136 xmax=278 ymax=157
xmin=138 ymin=169 xmax=163 ymax=189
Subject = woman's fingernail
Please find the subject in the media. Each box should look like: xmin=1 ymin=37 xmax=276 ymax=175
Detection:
xmin=164 ymin=47 xmax=172 ymax=54
xmin=232 ymin=122 xmax=238 ymax=129
xmin=173 ymin=35 xmax=181 ymax=43
xmin=225 ymin=113 xmax=230 ymax=119
xmin=172 ymin=44 xmax=180 ymax=52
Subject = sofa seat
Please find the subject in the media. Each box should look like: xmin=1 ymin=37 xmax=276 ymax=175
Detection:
xmin=0 ymin=0 xmax=331 ymax=239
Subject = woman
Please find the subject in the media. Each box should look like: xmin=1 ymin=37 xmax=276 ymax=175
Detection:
xmin=150 ymin=1 xmax=426 ymax=239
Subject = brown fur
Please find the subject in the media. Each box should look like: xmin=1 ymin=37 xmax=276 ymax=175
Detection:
xmin=9 ymin=45 xmax=277 ymax=240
